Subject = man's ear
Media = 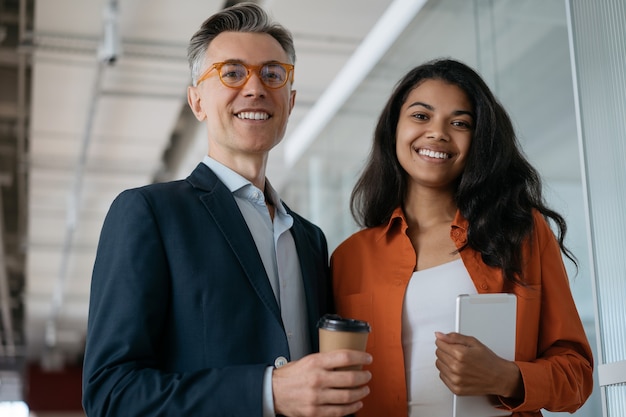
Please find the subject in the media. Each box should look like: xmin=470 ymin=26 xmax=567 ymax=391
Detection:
xmin=187 ymin=86 xmax=207 ymax=121
xmin=288 ymin=89 xmax=296 ymax=115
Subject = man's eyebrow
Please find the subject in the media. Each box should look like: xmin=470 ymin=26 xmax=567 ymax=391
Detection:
xmin=221 ymin=59 xmax=284 ymax=65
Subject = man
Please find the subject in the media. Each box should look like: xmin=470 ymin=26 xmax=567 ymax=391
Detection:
xmin=82 ymin=3 xmax=371 ymax=416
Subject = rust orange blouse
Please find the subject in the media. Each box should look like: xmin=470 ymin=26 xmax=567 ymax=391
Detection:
xmin=330 ymin=207 xmax=593 ymax=417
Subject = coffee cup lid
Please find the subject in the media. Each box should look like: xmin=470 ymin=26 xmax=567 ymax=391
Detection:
xmin=317 ymin=314 xmax=370 ymax=333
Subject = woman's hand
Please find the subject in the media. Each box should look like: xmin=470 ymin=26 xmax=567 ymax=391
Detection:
xmin=434 ymin=331 xmax=524 ymax=399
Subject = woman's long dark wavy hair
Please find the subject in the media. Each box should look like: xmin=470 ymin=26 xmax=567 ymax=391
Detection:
xmin=350 ymin=58 xmax=576 ymax=284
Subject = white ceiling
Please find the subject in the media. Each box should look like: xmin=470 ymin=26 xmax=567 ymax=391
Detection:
xmin=17 ymin=0 xmax=582 ymax=371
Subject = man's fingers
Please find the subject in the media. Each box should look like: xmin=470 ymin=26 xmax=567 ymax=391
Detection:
xmin=316 ymin=349 xmax=373 ymax=370
xmin=273 ymin=352 xmax=372 ymax=417
xmin=320 ymin=385 xmax=371 ymax=405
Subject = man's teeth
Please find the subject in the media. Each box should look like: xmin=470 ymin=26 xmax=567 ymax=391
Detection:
xmin=237 ymin=112 xmax=269 ymax=120
xmin=418 ymin=149 xmax=450 ymax=159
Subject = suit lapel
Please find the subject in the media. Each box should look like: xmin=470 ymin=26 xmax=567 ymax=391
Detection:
xmin=187 ymin=164 xmax=283 ymax=325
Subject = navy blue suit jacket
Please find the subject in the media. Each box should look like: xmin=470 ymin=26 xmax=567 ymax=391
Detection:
xmin=82 ymin=163 xmax=332 ymax=416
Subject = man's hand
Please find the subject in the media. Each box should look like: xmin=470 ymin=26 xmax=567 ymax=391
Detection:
xmin=434 ymin=332 xmax=523 ymax=399
xmin=272 ymin=349 xmax=372 ymax=417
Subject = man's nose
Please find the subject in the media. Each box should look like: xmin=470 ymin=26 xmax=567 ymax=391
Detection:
xmin=241 ymin=71 xmax=267 ymax=96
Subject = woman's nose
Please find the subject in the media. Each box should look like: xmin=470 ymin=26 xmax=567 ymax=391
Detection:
xmin=425 ymin=120 xmax=449 ymax=141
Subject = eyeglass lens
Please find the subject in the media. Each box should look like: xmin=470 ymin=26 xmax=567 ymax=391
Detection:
xmin=219 ymin=63 xmax=289 ymax=88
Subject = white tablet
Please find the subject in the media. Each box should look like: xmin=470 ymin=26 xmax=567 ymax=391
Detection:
xmin=453 ymin=293 xmax=517 ymax=417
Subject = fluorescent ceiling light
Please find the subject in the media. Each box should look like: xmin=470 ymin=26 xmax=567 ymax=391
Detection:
xmin=284 ymin=0 xmax=428 ymax=167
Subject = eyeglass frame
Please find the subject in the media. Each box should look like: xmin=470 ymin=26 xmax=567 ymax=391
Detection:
xmin=195 ymin=61 xmax=295 ymax=89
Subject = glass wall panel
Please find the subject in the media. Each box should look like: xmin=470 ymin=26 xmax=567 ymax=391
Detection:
xmin=567 ymin=1 xmax=626 ymax=416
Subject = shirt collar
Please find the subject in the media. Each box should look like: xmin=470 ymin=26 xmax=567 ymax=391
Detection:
xmin=203 ymin=155 xmax=249 ymax=193
xmin=452 ymin=209 xmax=469 ymax=231
xmin=375 ymin=206 xmax=408 ymax=241
xmin=202 ymin=155 xmax=287 ymax=216
xmin=376 ymin=206 xmax=469 ymax=240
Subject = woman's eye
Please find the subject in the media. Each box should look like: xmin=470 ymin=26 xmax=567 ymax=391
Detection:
xmin=453 ymin=120 xmax=472 ymax=129
xmin=412 ymin=113 xmax=428 ymax=120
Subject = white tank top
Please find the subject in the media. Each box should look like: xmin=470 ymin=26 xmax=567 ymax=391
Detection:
xmin=402 ymin=258 xmax=477 ymax=416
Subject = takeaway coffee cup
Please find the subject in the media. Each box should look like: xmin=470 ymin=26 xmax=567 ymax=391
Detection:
xmin=317 ymin=314 xmax=371 ymax=369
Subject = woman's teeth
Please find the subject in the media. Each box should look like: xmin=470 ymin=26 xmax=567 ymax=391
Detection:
xmin=418 ymin=148 xmax=450 ymax=159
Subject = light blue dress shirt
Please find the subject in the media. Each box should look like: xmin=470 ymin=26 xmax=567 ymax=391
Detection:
xmin=202 ymin=156 xmax=310 ymax=416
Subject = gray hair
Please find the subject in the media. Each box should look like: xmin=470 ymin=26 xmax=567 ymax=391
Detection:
xmin=187 ymin=2 xmax=296 ymax=86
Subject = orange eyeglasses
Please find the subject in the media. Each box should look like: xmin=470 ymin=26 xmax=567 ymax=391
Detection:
xmin=196 ymin=61 xmax=295 ymax=89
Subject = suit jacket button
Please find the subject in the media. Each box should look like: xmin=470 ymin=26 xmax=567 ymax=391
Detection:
xmin=274 ymin=356 xmax=288 ymax=368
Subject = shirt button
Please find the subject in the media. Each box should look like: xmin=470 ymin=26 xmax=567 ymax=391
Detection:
xmin=274 ymin=356 xmax=288 ymax=368
xmin=480 ymin=283 xmax=488 ymax=290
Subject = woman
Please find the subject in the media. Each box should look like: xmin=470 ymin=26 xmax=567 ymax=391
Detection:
xmin=330 ymin=58 xmax=593 ymax=416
